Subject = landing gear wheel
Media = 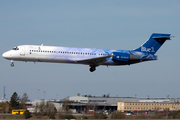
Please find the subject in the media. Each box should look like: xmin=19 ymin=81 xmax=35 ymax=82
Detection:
xmin=11 ymin=63 xmax=14 ymax=67
xmin=90 ymin=66 xmax=96 ymax=72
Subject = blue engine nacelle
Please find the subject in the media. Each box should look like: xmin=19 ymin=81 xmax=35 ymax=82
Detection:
xmin=112 ymin=52 xmax=139 ymax=61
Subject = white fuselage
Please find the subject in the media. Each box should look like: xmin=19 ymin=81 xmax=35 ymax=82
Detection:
xmin=2 ymin=45 xmax=121 ymax=65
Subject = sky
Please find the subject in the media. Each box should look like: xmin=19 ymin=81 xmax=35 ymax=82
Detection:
xmin=0 ymin=0 xmax=180 ymax=101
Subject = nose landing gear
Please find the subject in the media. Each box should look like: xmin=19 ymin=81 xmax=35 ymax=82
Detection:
xmin=10 ymin=60 xmax=14 ymax=67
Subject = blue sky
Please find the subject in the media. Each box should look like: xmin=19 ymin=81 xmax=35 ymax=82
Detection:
xmin=0 ymin=0 xmax=180 ymax=101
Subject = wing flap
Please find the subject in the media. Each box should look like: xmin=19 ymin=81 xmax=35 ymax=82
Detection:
xmin=75 ymin=55 xmax=112 ymax=66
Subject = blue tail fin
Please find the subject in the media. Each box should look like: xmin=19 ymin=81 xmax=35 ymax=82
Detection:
xmin=134 ymin=33 xmax=171 ymax=54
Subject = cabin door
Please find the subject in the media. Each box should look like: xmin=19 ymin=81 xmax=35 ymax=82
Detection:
xmin=20 ymin=47 xmax=25 ymax=56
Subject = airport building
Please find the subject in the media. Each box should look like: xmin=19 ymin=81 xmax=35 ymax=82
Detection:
xmin=64 ymin=94 xmax=180 ymax=112
xmin=118 ymin=102 xmax=180 ymax=112
xmin=67 ymin=94 xmax=139 ymax=112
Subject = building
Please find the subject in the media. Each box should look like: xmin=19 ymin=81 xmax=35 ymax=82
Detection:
xmin=67 ymin=94 xmax=180 ymax=112
xmin=68 ymin=94 xmax=139 ymax=112
xmin=0 ymin=98 xmax=9 ymax=103
xmin=118 ymin=102 xmax=180 ymax=112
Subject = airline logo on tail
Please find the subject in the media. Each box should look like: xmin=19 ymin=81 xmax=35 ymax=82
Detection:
xmin=141 ymin=46 xmax=155 ymax=53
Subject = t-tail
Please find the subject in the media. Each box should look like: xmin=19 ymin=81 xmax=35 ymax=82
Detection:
xmin=134 ymin=33 xmax=171 ymax=54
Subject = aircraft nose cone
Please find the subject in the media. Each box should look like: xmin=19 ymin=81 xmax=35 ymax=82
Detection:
xmin=2 ymin=52 xmax=9 ymax=59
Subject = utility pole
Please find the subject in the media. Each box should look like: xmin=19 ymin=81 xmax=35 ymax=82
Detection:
xmin=43 ymin=91 xmax=46 ymax=100
xmin=3 ymin=86 xmax=6 ymax=99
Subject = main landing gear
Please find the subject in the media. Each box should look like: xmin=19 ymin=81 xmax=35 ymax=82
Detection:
xmin=10 ymin=60 xmax=14 ymax=67
xmin=89 ymin=66 xmax=96 ymax=72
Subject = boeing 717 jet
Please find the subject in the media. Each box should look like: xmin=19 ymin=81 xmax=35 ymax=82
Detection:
xmin=2 ymin=33 xmax=172 ymax=72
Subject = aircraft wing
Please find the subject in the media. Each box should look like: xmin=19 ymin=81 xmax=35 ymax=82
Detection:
xmin=75 ymin=55 xmax=112 ymax=66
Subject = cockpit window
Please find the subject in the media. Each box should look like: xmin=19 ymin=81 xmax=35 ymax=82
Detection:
xmin=12 ymin=47 xmax=19 ymax=50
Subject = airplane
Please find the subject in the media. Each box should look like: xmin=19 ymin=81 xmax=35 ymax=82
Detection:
xmin=2 ymin=33 xmax=172 ymax=72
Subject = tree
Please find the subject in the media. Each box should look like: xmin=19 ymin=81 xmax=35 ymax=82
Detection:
xmin=0 ymin=102 xmax=9 ymax=113
xmin=86 ymin=102 xmax=97 ymax=112
xmin=93 ymin=113 xmax=107 ymax=119
xmin=10 ymin=92 xmax=19 ymax=109
xmin=62 ymin=97 xmax=71 ymax=112
xmin=19 ymin=93 xmax=28 ymax=109
xmin=173 ymin=110 xmax=180 ymax=119
xmin=35 ymin=100 xmax=46 ymax=117
xmin=58 ymin=112 xmax=76 ymax=119
xmin=46 ymin=102 xmax=56 ymax=119
xmin=24 ymin=109 xmax=31 ymax=119
xmin=164 ymin=108 xmax=170 ymax=119
xmin=111 ymin=111 xmax=125 ymax=119
xmin=35 ymin=100 xmax=56 ymax=119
